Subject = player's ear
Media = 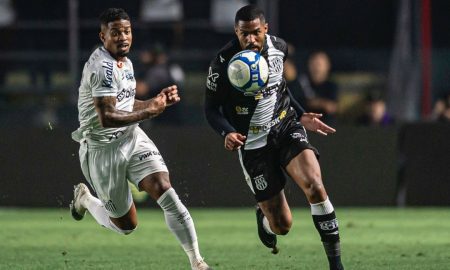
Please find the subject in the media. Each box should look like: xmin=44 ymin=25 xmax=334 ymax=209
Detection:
xmin=99 ymin=31 xmax=105 ymax=43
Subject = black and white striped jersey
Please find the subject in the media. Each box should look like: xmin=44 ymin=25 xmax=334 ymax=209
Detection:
xmin=204 ymin=34 xmax=305 ymax=150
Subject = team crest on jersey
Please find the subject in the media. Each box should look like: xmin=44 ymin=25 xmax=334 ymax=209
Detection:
xmin=270 ymin=57 xmax=284 ymax=74
xmin=206 ymin=67 xmax=219 ymax=91
xmin=253 ymin=174 xmax=268 ymax=191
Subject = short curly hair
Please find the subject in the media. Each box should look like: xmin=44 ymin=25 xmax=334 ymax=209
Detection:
xmin=99 ymin=8 xmax=130 ymax=26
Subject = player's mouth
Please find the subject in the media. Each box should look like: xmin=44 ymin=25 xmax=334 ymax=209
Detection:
xmin=117 ymin=43 xmax=129 ymax=50
xmin=246 ymin=45 xmax=260 ymax=52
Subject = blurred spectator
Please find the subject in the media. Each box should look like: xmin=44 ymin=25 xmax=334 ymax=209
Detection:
xmin=299 ymin=51 xmax=339 ymax=125
xmin=284 ymin=43 xmax=308 ymax=107
xmin=0 ymin=0 xmax=15 ymax=85
xmin=432 ymin=92 xmax=450 ymax=122
xmin=136 ymin=44 xmax=185 ymax=125
xmin=139 ymin=0 xmax=184 ymax=48
xmin=356 ymin=92 xmax=395 ymax=127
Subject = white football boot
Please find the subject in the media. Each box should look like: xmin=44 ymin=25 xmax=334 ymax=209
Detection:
xmin=69 ymin=183 xmax=89 ymax=221
xmin=191 ymin=258 xmax=212 ymax=270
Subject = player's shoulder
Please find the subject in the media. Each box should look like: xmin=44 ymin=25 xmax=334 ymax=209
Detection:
xmin=211 ymin=39 xmax=241 ymax=69
xmin=85 ymin=47 xmax=115 ymax=72
xmin=266 ymin=34 xmax=287 ymax=51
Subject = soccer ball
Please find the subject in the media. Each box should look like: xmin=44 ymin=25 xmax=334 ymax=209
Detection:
xmin=227 ymin=50 xmax=269 ymax=94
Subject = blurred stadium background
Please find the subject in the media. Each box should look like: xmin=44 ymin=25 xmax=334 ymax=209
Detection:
xmin=1 ymin=1 xmax=450 ymax=269
xmin=0 ymin=0 xmax=449 ymax=207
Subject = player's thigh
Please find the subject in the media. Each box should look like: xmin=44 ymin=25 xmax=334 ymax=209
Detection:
xmin=84 ymin=144 xmax=134 ymax=219
xmin=285 ymin=149 xmax=327 ymax=203
xmin=127 ymin=128 xmax=171 ymax=200
xmin=241 ymin=146 xmax=287 ymax=202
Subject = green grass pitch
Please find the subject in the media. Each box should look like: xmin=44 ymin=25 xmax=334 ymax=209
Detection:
xmin=0 ymin=207 xmax=449 ymax=269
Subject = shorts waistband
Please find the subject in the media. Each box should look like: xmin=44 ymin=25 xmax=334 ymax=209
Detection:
xmin=83 ymin=127 xmax=135 ymax=149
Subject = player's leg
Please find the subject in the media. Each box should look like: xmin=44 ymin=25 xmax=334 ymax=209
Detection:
xmin=71 ymin=182 xmax=137 ymax=234
xmin=285 ymin=149 xmax=344 ymax=270
xmin=258 ymin=190 xmax=292 ymax=235
xmin=138 ymin=172 xmax=210 ymax=270
xmin=129 ymin=128 xmax=210 ymax=270
xmin=239 ymin=147 xmax=290 ymax=254
xmin=71 ymin=140 xmax=138 ymax=235
xmin=256 ymin=190 xmax=292 ymax=254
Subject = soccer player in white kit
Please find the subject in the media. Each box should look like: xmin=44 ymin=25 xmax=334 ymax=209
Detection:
xmin=69 ymin=8 xmax=211 ymax=270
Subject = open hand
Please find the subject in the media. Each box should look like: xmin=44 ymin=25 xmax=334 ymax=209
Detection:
xmin=300 ymin=113 xmax=336 ymax=135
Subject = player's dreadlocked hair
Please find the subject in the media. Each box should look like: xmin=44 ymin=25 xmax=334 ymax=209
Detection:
xmin=99 ymin=8 xmax=130 ymax=26
xmin=234 ymin=4 xmax=265 ymax=25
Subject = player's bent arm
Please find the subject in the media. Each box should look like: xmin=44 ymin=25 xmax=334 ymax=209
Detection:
xmin=94 ymin=96 xmax=163 ymax=128
xmin=204 ymin=95 xmax=236 ymax=137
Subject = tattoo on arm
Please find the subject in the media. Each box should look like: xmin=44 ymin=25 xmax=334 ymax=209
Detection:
xmin=94 ymin=96 xmax=151 ymax=128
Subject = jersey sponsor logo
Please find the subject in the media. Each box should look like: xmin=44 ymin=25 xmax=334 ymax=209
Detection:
xmin=102 ymin=61 xmax=114 ymax=88
xmin=319 ymin=218 xmax=339 ymax=231
xmin=122 ymin=69 xmax=134 ymax=81
xmin=249 ymin=110 xmax=287 ymax=134
xmin=117 ymin=86 xmax=136 ymax=102
xmin=138 ymin=150 xmax=161 ymax=161
xmin=291 ymin=132 xmax=308 ymax=142
xmin=254 ymin=174 xmax=268 ymax=191
xmin=235 ymin=106 xmax=249 ymax=115
xmin=206 ymin=67 xmax=219 ymax=91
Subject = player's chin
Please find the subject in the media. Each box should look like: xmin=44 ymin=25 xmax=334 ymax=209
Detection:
xmin=116 ymin=48 xmax=130 ymax=57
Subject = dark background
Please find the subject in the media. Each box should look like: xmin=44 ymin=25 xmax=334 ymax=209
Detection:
xmin=0 ymin=0 xmax=449 ymax=207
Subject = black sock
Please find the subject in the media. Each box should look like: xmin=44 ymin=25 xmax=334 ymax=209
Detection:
xmin=311 ymin=207 xmax=344 ymax=270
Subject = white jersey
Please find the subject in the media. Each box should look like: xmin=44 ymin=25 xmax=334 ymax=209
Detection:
xmin=72 ymin=46 xmax=137 ymax=144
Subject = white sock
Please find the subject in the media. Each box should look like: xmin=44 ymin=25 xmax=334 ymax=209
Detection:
xmin=310 ymin=197 xmax=334 ymax=215
xmin=157 ymin=188 xmax=202 ymax=265
xmin=262 ymin=216 xmax=276 ymax=235
xmin=82 ymin=193 xmax=132 ymax=235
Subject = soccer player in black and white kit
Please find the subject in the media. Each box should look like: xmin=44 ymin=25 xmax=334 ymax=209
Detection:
xmin=70 ymin=8 xmax=211 ymax=270
xmin=204 ymin=5 xmax=344 ymax=270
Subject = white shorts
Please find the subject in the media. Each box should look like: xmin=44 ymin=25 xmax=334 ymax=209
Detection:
xmin=78 ymin=127 xmax=168 ymax=218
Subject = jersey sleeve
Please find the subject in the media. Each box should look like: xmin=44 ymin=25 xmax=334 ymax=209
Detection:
xmin=287 ymin=86 xmax=305 ymax=117
xmin=90 ymin=60 xmax=118 ymax=97
xmin=204 ymin=56 xmax=236 ymax=137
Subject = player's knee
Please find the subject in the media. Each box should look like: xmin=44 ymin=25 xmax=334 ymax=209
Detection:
xmin=111 ymin=219 xmax=138 ymax=235
xmin=306 ymin=182 xmax=326 ymax=202
xmin=115 ymin=224 xmax=137 ymax=235
xmin=272 ymin=218 xmax=292 ymax=235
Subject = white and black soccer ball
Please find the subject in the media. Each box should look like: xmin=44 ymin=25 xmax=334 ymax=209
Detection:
xmin=227 ymin=50 xmax=269 ymax=95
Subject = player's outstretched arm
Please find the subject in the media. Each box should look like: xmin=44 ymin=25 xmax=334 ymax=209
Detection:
xmin=134 ymin=85 xmax=180 ymax=110
xmin=94 ymin=95 xmax=166 ymax=128
xmin=300 ymin=113 xmax=336 ymax=136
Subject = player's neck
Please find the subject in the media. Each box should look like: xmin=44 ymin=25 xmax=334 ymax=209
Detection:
xmin=104 ymin=47 xmax=127 ymax=62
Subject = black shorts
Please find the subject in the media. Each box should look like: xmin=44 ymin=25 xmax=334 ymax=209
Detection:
xmin=240 ymin=117 xmax=319 ymax=202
